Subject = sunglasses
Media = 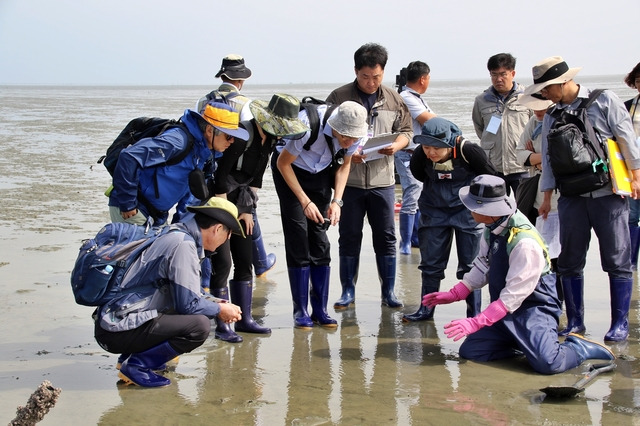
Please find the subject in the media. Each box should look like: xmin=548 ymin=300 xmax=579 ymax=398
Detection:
xmin=214 ymin=128 xmax=235 ymax=141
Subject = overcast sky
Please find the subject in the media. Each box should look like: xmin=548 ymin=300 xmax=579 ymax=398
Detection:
xmin=1 ymin=0 xmax=638 ymax=86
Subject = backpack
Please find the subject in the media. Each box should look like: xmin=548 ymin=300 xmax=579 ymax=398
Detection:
xmin=196 ymin=90 xmax=241 ymax=114
xmin=98 ymin=117 xmax=194 ymax=176
xmin=299 ymin=96 xmax=339 ymax=151
xmin=546 ymin=89 xmax=610 ymax=196
xmin=70 ymin=221 xmax=179 ymax=306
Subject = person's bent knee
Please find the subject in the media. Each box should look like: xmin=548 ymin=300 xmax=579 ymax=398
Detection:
xmin=175 ymin=315 xmax=211 ymax=353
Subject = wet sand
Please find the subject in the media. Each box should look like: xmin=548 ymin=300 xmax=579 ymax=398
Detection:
xmin=1 ymin=85 xmax=639 ymax=425
xmin=1 ymin=174 xmax=639 ymax=425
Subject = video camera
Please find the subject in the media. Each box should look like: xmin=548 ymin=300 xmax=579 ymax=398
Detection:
xmin=395 ymin=67 xmax=408 ymax=94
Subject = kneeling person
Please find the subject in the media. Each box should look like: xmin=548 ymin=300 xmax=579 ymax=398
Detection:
xmin=423 ymin=175 xmax=614 ymax=374
xmin=94 ymin=197 xmax=244 ymax=387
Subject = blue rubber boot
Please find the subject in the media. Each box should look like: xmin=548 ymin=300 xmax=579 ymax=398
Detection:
xmin=116 ymin=353 xmax=130 ymax=370
xmin=118 ymin=342 xmax=181 ymax=388
xmin=309 ymin=265 xmax=338 ymax=328
xmin=288 ymin=267 xmax=313 ymax=329
xmin=334 ymin=256 xmax=358 ymax=310
xmin=229 ymin=280 xmax=271 ymax=334
xmin=604 ymin=277 xmax=632 ymax=342
xmin=398 ymin=213 xmax=414 ymax=255
xmin=563 ymin=333 xmax=615 ymax=363
xmin=376 ymin=255 xmax=403 ymax=308
xmin=211 ymin=287 xmax=243 ymax=343
xmin=558 ymin=276 xmax=586 ymax=337
xmin=411 ymin=211 xmax=420 ymax=247
xmin=252 ymin=215 xmax=276 ymax=278
xmin=630 ymin=225 xmax=640 ymax=271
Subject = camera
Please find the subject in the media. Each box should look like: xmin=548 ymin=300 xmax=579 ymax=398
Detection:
xmin=321 ymin=217 xmax=331 ymax=231
xmin=395 ymin=67 xmax=408 ymax=94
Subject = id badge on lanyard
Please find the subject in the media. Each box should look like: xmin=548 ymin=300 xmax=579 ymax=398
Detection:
xmin=487 ymin=115 xmax=502 ymax=135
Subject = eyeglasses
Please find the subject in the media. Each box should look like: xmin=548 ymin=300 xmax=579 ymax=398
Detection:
xmin=490 ymin=71 xmax=511 ymax=80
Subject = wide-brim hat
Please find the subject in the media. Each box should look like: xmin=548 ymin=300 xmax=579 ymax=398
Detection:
xmin=413 ymin=117 xmax=460 ymax=148
xmin=517 ymin=93 xmax=553 ymax=111
xmin=187 ymin=197 xmax=245 ymax=238
xmin=199 ymin=102 xmax=249 ymax=140
xmin=215 ymin=54 xmax=252 ymax=80
xmin=523 ymin=56 xmax=582 ymax=97
xmin=327 ymin=101 xmax=368 ymax=139
xmin=249 ymin=94 xmax=310 ymax=138
xmin=459 ymin=174 xmax=517 ymax=217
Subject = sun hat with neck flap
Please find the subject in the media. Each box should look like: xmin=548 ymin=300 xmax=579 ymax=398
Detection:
xmin=215 ymin=54 xmax=252 ymax=81
xmin=459 ymin=174 xmax=517 ymax=217
xmin=523 ymin=56 xmax=581 ymax=97
xmin=187 ymin=197 xmax=245 ymax=238
xmin=249 ymin=94 xmax=310 ymax=138
xmin=413 ymin=117 xmax=462 ymax=148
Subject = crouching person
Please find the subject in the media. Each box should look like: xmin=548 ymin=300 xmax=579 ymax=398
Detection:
xmin=94 ymin=197 xmax=244 ymax=387
xmin=424 ymin=175 xmax=614 ymax=374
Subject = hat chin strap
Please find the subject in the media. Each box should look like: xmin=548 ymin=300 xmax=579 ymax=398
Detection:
xmin=487 ymin=215 xmax=509 ymax=232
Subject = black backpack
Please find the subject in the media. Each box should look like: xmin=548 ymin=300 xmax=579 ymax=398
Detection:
xmin=98 ymin=117 xmax=193 ymax=176
xmin=299 ymin=96 xmax=339 ymax=151
xmin=546 ymin=89 xmax=610 ymax=196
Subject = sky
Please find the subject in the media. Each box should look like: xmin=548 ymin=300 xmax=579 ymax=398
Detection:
xmin=0 ymin=0 xmax=638 ymax=86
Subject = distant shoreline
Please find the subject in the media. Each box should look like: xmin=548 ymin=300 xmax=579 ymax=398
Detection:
xmin=0 ymin=74 xmax=628 ymax=89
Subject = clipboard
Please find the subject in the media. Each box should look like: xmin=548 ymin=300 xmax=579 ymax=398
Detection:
xmin=360 ymin=133 xmax=398 ymax=162
xmin=606 ymin=138 xmax=632 ymax=196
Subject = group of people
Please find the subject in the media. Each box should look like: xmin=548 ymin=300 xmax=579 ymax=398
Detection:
xmin=93 ymin=43 xmax=640 ymax=387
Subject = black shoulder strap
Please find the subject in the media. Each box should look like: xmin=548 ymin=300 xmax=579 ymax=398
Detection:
xmin=164 ymin=121 xmax=194 ymax=167
xmin=206 ymin=90 xmax=240 ymax=103
xmin=302 ymin=103 xmax=339 ymax=151
xmin=302 ymin=104 xmax=320 ymax=150
xmin=547 ymin=88 xmax=604 ymax=121
xmin=581 ymin=89 xmax=604 ymax=109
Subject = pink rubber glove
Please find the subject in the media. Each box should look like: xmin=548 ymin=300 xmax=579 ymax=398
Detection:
xmin=422 ymin=282 xmax=471 ymax=308
xmin=444 ymin=300 xmax=509 ymax=342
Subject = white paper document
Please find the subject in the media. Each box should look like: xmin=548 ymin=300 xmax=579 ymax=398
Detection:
xmin=360 ymin=133 xmax=398 ymax=162
xmin=535 ymin=213 xmax=561 ymax=259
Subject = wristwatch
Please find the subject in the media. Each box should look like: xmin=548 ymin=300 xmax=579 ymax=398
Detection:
xmin=331 ymin=198 xmax=344 ymax=207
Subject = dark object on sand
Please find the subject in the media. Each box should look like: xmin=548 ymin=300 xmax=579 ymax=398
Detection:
xmin=10 ymin=380 xmax=62 ymax=425
xmin=540 ymin=362 xmax=616 ymax=398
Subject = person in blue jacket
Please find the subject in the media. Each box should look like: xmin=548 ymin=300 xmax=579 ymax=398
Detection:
xmin=424 ymin=175 xmax=615 ymax=374
xmin=95 ymin=197 xmax=245 ymax=387
xmin=108 ymin=102 xmax=249 ymax=226
xmin=402 ymin=118 xmax=496 ymax=323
